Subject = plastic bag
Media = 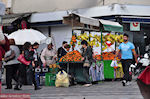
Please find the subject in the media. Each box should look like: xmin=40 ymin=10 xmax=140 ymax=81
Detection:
xmin=110 ymin=60 xmax=118 ymax=67
xmin=55 ymin=70 xmax=69 ymax=87
xmin=139 ymin=58 xmax=150 ymax=66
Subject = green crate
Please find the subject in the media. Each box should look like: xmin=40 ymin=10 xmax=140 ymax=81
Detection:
xmin=103 ymin=60 xmax=114 ymax=79
xmin=45 ymin=73 xmax=56 ymax=86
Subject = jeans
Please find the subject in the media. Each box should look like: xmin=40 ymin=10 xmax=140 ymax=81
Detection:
xmin=121 ymin=59 xmax=133 ymax=81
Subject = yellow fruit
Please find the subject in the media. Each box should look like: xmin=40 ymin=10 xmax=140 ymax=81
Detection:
xmin=96 ymin=43 xmax=99 ymax=47
xmin=49 ymin=65 xmax=52 ymax=68
xmin=89 ymin=34 xmax=93 ymax=37
xmin=78 ymin=41 xmax=81 ymax=45
xmin=102 ymin=46 xmax=107 ymax=51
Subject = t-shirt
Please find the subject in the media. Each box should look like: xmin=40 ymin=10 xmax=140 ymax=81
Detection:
xmin=3 ymin=45 xmax=20 ymax=65
xmin=118 ymin=42 xmax=135 ymax=59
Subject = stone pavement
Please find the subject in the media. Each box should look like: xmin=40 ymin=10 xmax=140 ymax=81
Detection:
xmin=2 ymin=80 xmax=143 ymax=99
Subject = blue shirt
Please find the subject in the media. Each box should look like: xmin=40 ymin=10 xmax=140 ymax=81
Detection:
xmin=118 ymin=42 xmax=135 ymax=59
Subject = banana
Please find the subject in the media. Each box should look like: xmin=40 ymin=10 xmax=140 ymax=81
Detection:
xmin=96 ymin=43 xmax=99 ymax=47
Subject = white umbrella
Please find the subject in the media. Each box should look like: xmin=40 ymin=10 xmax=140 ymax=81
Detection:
xmin=8 ymin=29 xmax=47 ymax=45
xmin=40 ymin=37 xmax=52 ymax=44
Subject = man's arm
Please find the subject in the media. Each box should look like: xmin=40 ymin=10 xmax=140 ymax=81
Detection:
xmin=4 ymin=50 xmax=15 ymax=62
xmin=115 ymin=49 xmax=120 ymax=59
xmin=132 ymin=49 xmax=138 ymax=64
xmin=40 ymin=48 xmax=46 ymax=67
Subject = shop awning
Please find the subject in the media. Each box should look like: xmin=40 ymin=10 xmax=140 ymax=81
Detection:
xmin=30 ymin=11 xmax=68 ymax=23
xmin=2 ymin=13 xmax=32 ymax=26
xmin=99 ymin=19 xmax=123 ymax=32
xmin=63 ymin=13 xmax=123 ymax=32
xmin=63 ymin=13 xmax=100 ymax=31
xmin=77 ymin=13 xmax=99 ymax=27
xmin=2 ymin=17 xmax=19 ymax=26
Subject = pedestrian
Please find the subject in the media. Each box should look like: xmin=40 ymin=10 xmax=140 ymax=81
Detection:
xmin=115 ymin=33 xmax=138 ymax=86
xmin=41 ymin=43 xmax=57 ymax=67
xmin=0 ymin=32 xmax=10 ymax=86
xmin=57 ymin=41 xmax=68 ymax=59
xmin=81 ymin=40 xmax=93 ymax=87
xmin=22 ymin=42 xmax=41 ymax=90
xmin=3 ymin=39 xmax=21 ymax=90
xmin=32 ymin=42 xmax=40 ymax=68
xmin=32 ymin=42 xmax=41 ymax=86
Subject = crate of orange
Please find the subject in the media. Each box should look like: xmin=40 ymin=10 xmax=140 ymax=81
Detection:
xmin=59 ymin=50 xmax=83 ymax=62
xmin=94 ymin=52 xmax=120 ymax=61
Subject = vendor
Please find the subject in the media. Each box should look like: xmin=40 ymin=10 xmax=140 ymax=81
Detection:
xmin=41 ymin=43 xmax=57 ymax=67
xmin=64 ymin=44 xmax=71 ymax=52
xmin=57 ymin=41 xmax=68 ymax=59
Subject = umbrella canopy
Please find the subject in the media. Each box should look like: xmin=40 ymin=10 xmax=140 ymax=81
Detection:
xmin=8 ymin=29 xmax=47 ymax=45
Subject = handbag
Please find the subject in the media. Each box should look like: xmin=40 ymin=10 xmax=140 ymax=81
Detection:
xmin=83 ymin=57 xmax=90 ymax=67
xmin=17 ymin=54 xmax=31 ymax=65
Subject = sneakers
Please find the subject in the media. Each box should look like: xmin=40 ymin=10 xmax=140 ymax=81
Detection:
xmin=126 ymin=81 xmax=132 ymax=86
xmin=122 ymin=80 xmax=132 ymax=86
xmin=34 ymin=87 xmax=42 ymax=90
xmin=5 ymin=87 xmax=12 ymax=89
xmin=14 ymin=87 xmax=22 ymax=90
xmin=122 ymin=80 xmax=126 ymax=86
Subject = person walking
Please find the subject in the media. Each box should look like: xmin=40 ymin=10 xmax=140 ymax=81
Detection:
xmin=32 ymin=42 xmax=41 ymax=86
xmin=115 ymin=33 xmax=138 ymax=86
xmin=22 ymin=42 xmax=41 ymax=90
xmin=81 ymin=40 xmax=93 ymax=87
xmin=0 ymin=33 xmax=10 ymax=83
xmin=32 ymin=42 xmax=40 ymax=68
xmin=3 ymin=39 xmax=21 ymax=90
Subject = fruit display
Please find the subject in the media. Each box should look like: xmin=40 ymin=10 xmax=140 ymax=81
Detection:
xmin=94 ymin=52 xmax=120 ymax=60
xmin=70 ymin=35 xmax=77 ymax=48
xmin=49 ymin=64 xmax=60 ymax=74
xmin=73 ymin=33 xmax=123 ymax=48
xmin=59 ymin=50 xmax=83 ymax=62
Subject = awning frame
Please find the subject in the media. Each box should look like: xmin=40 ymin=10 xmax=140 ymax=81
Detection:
xmin=63 ymin=13 xmax=123 ymax=32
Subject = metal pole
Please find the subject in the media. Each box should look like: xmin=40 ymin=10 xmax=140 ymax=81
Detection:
xmin=100 ymin=29 xmax=103 ymax=60
xmin=103 ymin=0 xmax=105 ymax=5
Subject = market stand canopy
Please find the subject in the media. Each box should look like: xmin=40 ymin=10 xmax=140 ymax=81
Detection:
xmin=8 ymin=29 xmax=47 ymax=45
xmin=63 ymin=13 xmax=123 ymax=32
xmin=99 ymin=19 xmax=123 ymax=32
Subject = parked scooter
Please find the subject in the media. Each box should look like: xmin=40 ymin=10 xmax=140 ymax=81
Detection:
xmin=134 ymin=53 xmax=150 ymax=75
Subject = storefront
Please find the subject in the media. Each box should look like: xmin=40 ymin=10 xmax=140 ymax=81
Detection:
xmin=76 ymin=4 xmax=150 ymax=56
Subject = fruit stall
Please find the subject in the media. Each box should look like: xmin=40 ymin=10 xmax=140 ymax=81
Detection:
xmin=61 ymin=13 xmax=124 ymax=82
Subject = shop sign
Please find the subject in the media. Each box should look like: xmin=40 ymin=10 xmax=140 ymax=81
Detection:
xmin=130 ymin=22 xmax=140 ymax=31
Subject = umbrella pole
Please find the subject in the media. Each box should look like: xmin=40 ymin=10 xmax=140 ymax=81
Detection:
xmin=100 ymin=29 xmax=103 ymax=60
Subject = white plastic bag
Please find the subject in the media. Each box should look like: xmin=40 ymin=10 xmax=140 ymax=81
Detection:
xmin=55 ymin=70 xmax=70 ymax=87
xmin=110 ymin=60 xmax=118 ymax=67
